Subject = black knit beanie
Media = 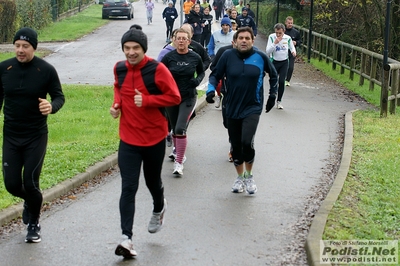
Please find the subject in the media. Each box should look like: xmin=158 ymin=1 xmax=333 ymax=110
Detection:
xmin=13 ymin=27 xmax=38 ymax=50
xmin=121 ymin=25 xmax=147 ymax=52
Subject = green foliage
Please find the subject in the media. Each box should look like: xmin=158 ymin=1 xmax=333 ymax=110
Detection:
xmin=299 ymin=0 xmax=400 ymax=59
xmin=259 ymin=0 xmax=400 ymax=61
xmin=0 ymin=0 xmax=96 ymax=43
xmin=57 ymin=0 xmax=92 ymax=14
xmin=15 ymin=0 xmax=52 ymax=32
xmin=0 ymin=0 xmax=17 ymax=43
xmin=251 ymin=1 xmax=308 ymax=35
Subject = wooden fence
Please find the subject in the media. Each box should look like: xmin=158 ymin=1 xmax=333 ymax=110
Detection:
xmin=294 ymin=25 xmax=400 ymax=117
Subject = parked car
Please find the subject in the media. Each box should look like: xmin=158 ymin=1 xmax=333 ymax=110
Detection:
xmin=102 ymin=0 xmax=134 ymax=20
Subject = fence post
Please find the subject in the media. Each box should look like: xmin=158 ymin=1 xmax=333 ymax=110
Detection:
xmin=312 ymin=34 xmax=317 ymax=59
xmin=340 ymin=44 xmax=346 ymax=74
xmin=332 ymin=42 xmax=337 ymax=70
xmin=52 ymin=0 xmax=58 ymax=21
xmin=397 ymin=75 xmax=400 ymax=107
xmin=359 ymin=53 xmax=366 ymax=86
xmin=381 ymin=66 xmax=389 ymax=117
xmin=389 ymin=69 xmax=398 ymax=114
xmin=369 ymin=58 xmax=377 ymax=91
xmin=325 ymin=38 xmax=329 ymax=64
xmin=350 ymin=48 xmax=356 ymax=81
xmin=318 ymin=35 xmax=323 ymax=61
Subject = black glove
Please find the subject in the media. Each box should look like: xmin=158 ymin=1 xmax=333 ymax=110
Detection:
xmin=189 ymin=78 xmax=200 ymax=88
xmin=206 ymin=91 xmax=215 ymax=103
xmin=265 ymin=96 xmax=276 ymax=113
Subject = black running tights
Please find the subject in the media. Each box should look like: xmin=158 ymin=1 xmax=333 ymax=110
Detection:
xmin=2 ymin=134 xmax=47 ymax=224
xmin=118 ymin=139 xmax=165 ymax=239
xmin=227 ymin=114 xmax=260 ymax=166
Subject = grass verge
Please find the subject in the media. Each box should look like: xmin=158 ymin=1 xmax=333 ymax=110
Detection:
xmin=310 ymin=58 xmax=400 ymax=259
xmin=38 ymin=5 xmax=109 ymax=42
xmin=0 ymin=53 xmax=15 ymax=62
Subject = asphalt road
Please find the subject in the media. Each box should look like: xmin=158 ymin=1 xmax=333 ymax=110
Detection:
xmin=0 ymin=2 xmax=369 ymax=265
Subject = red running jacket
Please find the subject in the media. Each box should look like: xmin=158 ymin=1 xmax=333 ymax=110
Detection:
xmin=112 ymin=56 xmax=181 ymax=146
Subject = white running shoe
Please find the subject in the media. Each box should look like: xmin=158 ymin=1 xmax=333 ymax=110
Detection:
xmin=277 ymin=101 xmax=284 ymax=109
xmin=148 ymin=198 xmax=167 ymax=233
xmin=115 ymin=235 xmax=137 ymax=258
xmin=173 ymin=161 xmax=184 ymax=176
xmin=215 ymin=96 xmax=222 ymax=108
xmin=231 ymin=177 xmax=245 ymax=193
xmin=244 ymin=175 xmax=258 ymax=194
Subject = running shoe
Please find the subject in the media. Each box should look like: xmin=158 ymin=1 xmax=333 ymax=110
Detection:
xmin=115 ymin=235 xmax=137 ymax=258
xmin=173 ymin=161 xmax=184 ymax=176
xmin=277 ymin=101 xmax=284 ymax=109
xmin=244 ymin=175 xmax=258 ymax=194
xmin=148 ymin=198 xmax=167 ymax=233
xmin=285 ymin=81 xmax=290 ymax=86
xmin=25 ymin=224 xmax=41 ymax=243
xmin=228 ymin=151 xmax=233 ymax=162
xmin=215 ymin=96 xmax=222 ymax=108
xmin=231 ymin=177 xmax=245 ymax=193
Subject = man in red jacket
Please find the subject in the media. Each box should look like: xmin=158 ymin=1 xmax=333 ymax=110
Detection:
xmin=110 ymin=25 xmax=181 ymax=259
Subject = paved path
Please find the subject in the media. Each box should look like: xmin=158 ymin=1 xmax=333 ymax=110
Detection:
xmin=0 ymin=2 xmax=369 ymax=265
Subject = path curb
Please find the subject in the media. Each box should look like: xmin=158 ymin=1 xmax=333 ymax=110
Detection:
xmin=0 ymin=96 xmax=208 ymax=227
xmin=305 ymin=110 xmax=356 ymax=266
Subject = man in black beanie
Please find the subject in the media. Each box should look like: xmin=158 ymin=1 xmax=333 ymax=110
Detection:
xmin=111 ymin=25 xmax=181 ymax=259
xmin=0 ymin=27 xmax=65 ymax=243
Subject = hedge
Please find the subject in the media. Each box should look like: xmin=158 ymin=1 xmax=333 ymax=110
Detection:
xmin=0 ymin=0 xmax=93 ymax=43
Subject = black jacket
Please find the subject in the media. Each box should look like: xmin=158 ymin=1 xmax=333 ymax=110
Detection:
xmin=186 ymin=10 xmax=203 ymax=36
xmin=202 ymin=14 xmax=213 ymax=33
xmin=190 ymin=40 xmax=211 ymax=71
xmin=0 ymin=57 xmax=65 ymax=137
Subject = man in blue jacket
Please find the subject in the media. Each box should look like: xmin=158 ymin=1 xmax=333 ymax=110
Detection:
xmin=206 ymin=27 xmax=278 ymax=194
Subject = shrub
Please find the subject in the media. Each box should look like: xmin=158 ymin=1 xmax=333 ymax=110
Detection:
xmin=0 ymin=0 xmax=93 ymax=43
xmin=0 ymin=0 xmax=17 ymax=43
xmin=15 ymin=0 xmax=52 ymax=31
